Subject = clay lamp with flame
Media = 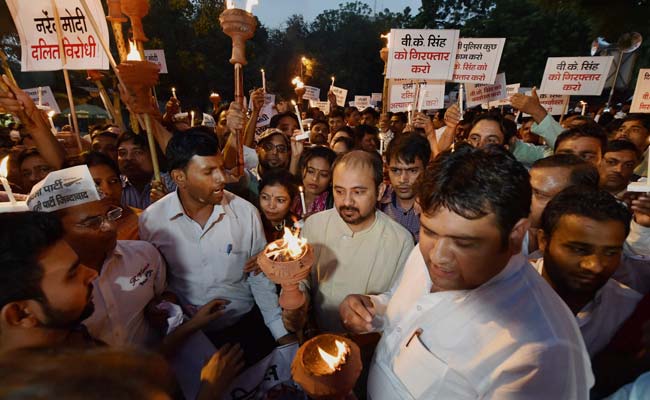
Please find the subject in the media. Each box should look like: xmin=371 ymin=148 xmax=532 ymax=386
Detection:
xmin=257 ymin=227 xmax=313 ymax=310
xmin=116 ymin=41 xmax=160 ymax=112
xmin=292 ymin=334 xmax=362 ymax=399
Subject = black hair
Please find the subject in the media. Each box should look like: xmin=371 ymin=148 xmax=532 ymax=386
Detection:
xmin=165 ymin=128 xmax=220 ymax=171
xmin=416 ymin=143 xmax=531 ymax=247
xmin=605 ymin=139 xmax=641 ymax=159
xmin=541 ymin=186 xmax=632 ymax=237
xmin=258 ymin=169 xmax=299 ymax=202
xmin=310 ymin=118 xmax=329 ymax=132
xmin=385 ymin=133 xmax=432 ymax=166
xmin=361 ymin=107 xmax=380 ymax=119
xmin=332 ymin=136 xmax=354 ymax=152
xmin=17 ymin=147 xmax=43 ymax=168
xmin=470 ymin=113 xmax=516 ymax=144
xmin=531 ymin=154 xmax=599 ymax=189
xmin=299 ymin=146 xmax=337 ymax=174
xmin=0 ymin=212 xmax=64 ymax=309
xmin=353 ymin=124 xmax=379 ymax=148
xmin=116 ymin=130 xmax=148 ymax=149
xmin=332 ymin=150 xmax=384 ymax=189
xmin=392 ymin=112 xmax=408 ymax=124
xmin=64 ymin=151 xmax=121 ymax=177
xmin=622 ymin=114 xmax=650 ymax=130
xmin=333 ymin=126 xmax=354 ymax=138
xmin=270 ymin=111 xmax=299 ymax=129
xmin=344 ymin=106 xmax=359 ymax=118
xmin=554 ymin=123 xmax=608 ymax=155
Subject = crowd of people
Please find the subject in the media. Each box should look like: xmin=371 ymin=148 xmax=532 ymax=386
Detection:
xmin=1 ymin=68 xmax=650 ymax=399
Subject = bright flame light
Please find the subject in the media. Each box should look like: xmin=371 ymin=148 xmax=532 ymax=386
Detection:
xmin=318 ymin=340 xmax=349 ymax=373
xmin=291 ymin=77 xmax=304 ymax=89
xmin=47 ymin=110 xmax=55 ymax=118
xmin=126 ymin=40 xmax=141 ymax=61
xmin=226 ymin=0 xmax=235 ymax=9
xmin=0 ymin=156 xmax=9 ymax=178
xmin=266 ymin=227 xmax=307 ymax=260
xmin=244 ymin=0 xmax=258 ymax=12
xmin=381 ymin=33 xmax=390 ymax=48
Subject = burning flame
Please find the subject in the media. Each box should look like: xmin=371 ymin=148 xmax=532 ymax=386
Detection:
xmin=245 ymin=0 xmax=258 ymax=12
xmin=291 ymin=77 xmax=304 ymax=89
xmin=381 ymin=32 xmax=390 ymax=49
xmin=47 ymin=110 xmax=55 ymax=118
xmin=266 ymin=227 xmax=307 ymax=260
xmin=318 ymin=340 xmax=349 ymax=373
xmin=126 ymin=40 xmax=141 ymax=61
xmin=0 ymin=156 xmax=9 ymax=178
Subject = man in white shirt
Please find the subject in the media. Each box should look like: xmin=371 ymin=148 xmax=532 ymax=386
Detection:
xmin=533 ymin=186 xmax=643 ymax=356
xmin=139 ymin=130 xmax=292 ymax=361
xmin=301 ymin=150 xmax=414 ymax=332
xmin=340 ymin=145 xmax=593 ymax=399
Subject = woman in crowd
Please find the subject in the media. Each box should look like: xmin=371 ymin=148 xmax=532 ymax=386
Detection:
xmin=291 ymin=146 xmax=337 ymax=219
xmin=257 ymin=169 xmax=299 ymax=242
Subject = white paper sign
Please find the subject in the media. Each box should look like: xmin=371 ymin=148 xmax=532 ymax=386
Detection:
xmin=492 ymin=83 xmax=521 ymax=107
xmin=453 ymin=38 xmax=505 ymax=84
xmin=387 ymin=29 xmax=459 ymax=80
xmin=465 ymin=72 xmax=507 ymax=108
xmin=301 ymin=85 xmax=320 ymax=102
xmin=371 ymin=92 xmax=383 ymax=105
xmin=252 ymin=93 xmax=277 ymax=140
xmin=24 ymin=86 xmax=61 ymax=113
xmin=144 ymin=49 xmax=167 ymax=74
xmin=631 ymin=69 xmax=650 ymax=113
xmin=539 ymin=56 xmax=614 ymax=96
xmin=523 ymin=91 xmax=569 ymax=116
xmin=27 ymin=165 xmax=101 ymax=212
xmin=6 ymin=0 xmax=110 ymax=71
xmin=309 ymin=100 xmax=330 ymax=115
xmin=330 ymin=85 xmax=348 ymax=107
xmin=354 ymin=96 xmax=371 ymax=110
xmin=388 ymin=79 xmax=445 ymax=112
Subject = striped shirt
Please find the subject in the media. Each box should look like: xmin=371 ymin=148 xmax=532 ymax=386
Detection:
xmin=121 ymin=173 xmax=177 ymax=210
xmin=380 ymin=188 xmax=420 ymax=242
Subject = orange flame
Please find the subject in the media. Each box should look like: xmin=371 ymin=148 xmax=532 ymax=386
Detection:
xmin=126 ymin=40 xmax=141 ymax=61
xmin=291 ymin=76 xmax=304 ymax=89
xmin=266 ymin=227 xmax=307 ymax=260
xmin=318 ymin=340 xmax=349 ymax=373
xmin=381 ymin=33 xmax=390 ymax=49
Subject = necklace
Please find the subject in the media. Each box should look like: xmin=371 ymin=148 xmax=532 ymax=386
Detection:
xmin=273 ymin=219 xmax=285 ymax=231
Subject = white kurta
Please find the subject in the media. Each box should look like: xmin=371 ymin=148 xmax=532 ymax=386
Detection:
xmin=367 ymin=247 xmax=593 ymax=399
xmin=532 ymin=259 xmax=643 ymax=357
xmin=83 ymin=240 xmax=166 ymax=347
xmin=302 ymin=209 xmax=414 ymax=332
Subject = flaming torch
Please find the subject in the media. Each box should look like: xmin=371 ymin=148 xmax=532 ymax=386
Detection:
xmin=219 ymin=1 xmax=258 ymax=176
xmin=292 ymin=334 xmax=362 ymax=399
xmin=257 ymin=227 xmax=313 ymax=310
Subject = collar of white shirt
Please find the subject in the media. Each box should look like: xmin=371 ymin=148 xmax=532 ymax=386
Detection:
xmin=164 ymin=190 xmax=226 ymax=221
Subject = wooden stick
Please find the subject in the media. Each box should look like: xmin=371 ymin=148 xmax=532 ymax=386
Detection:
xmin=0 ymin=49 xmax=17 ymax=87
xmin=51 ymin=0 xmax=82 ymax=153
xmin=559 ymin=96 xmax=570 ymax=125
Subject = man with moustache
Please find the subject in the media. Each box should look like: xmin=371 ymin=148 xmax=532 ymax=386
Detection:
xmin=140 ymin=129 xmax=293 ymax=362
xmin=381 ymin=133 xmax=431 ymax=242
xmin=598 ymin=140 xmax=640 ymax=198
xmin=613 ymin=115 xmax=650 ymax=177
xmin=309 ymin=119 xmax=329 ymax=146
xmin=300 ymin=150 xmax=414 ymax=332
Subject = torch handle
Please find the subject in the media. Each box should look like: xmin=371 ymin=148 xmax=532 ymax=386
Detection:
xmin=144 ymin=113 xmax=161 ymax=182
xmin=234 ymin=63 xmax=245 ymax=176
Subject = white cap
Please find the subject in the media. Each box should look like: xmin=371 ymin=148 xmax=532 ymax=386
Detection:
xmin=27 ymin=165 xmax=101 ymax=212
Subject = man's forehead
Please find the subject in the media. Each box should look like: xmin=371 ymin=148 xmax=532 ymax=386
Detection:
xmin=553 ymin=214 xmax=626 ymax=241
xmin=605 ymin=150 xmax=638 ymax=160
xmin=118 ymin=140 xmax=144 ymax=149
xmin=189 ymin=153 xmax=223 ymax=168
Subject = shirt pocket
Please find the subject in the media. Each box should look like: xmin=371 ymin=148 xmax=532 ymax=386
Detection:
xmin=216 ymin=245 xmax=249 ymax=282
xmin=392 ymin=329 xmax=477 ymax=400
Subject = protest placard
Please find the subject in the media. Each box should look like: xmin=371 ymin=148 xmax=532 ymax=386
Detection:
xmin=492 ymin=83 xmax=520 ymax=107
xmin=630 ymin=69 xmax=650 ymax=113
xmin=465 ymin=72 xmax=507 ymax=108
xmin=251 ymin=93 xmax=277 ymax=140
xmin=388 ymin=79 xmax=445 ymax=112
xmin=309 ymin=100 xmax=331 ymax=115
xmin=452 ymin=38 xmax=505 ymax=84
xmin=355 ymin=96 xmax=371 ymax=110
xmin=24 ymin=86 xmax=61 ymax=113
xmin=144 ymin=49 xmax=167 ymax=74
xmin=371 ymin=92 xmax=382 ymax=105
xmin=522 ymin=91 xmax=569 ymax=116
xmin=6 ymin=0 xmax=110 ymax=71
xmin=386 ymin=29 xmax=459 ymax=80
xmin=539 ymin=56 xmax=614 ymax=96
xmin=330 ymin=85 xmax=347 ymax=107
xmin=302 ymin=85 xmax=320 ymax=102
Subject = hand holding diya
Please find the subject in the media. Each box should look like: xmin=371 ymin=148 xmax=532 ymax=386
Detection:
xmin=257 ymin=227 xmax=313 ymax=310
xmin=292 ymin=334 xmax=362 ymax=399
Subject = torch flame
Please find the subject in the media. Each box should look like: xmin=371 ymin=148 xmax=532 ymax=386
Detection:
xmin=126 ymin=40 xmax=141 ymax=61
xmin=318 ymin=340 xmax=349 ymax=373
xmin=47 ymin=110 xmax=55 ymax=118
xmin=265 ymin=227 xmax=307 ymax=260
xmin=381 ymin=32 xmax=390 ymax=49
xmin=244 ymin=0 xmax=258 ymax=12
xmin=0 ymin=156 xmax=8 ymax=178
xmin=291 ymin=77 xmax=304 ymax=89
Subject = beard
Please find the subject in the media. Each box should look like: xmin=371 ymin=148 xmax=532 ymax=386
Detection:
xmin=40 ymin=287 xmax=95 ymax=329
xmin=338 ymin=206 xmax=374 ymax=226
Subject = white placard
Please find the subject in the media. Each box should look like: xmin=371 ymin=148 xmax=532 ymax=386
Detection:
xmin=630 ymin=69 xmax=650 ymax=113
xmin=371 ymin=92 xmax=383 ymax=105
xmin=354 ymin=95 xmax=371 ymax=110
xmin=301 ymin=85 xmax=320 ymax=102
xmin=348 ymin=101 xmax=355 ymax=107
xmin=144 ymin=49 xmax=167 ymax=74
xmin=386 ymin=29 xmax=459 ymax=80
xmin=308 ymin=100 xmax=330 ymax=115
xmin=452 ymin=38 xmax=505 ymax=84
xmin=465 ymin=72 xmax=507 ymax=108
xmin=492 ymin=83 xmax=521 ymax=107
xmin=539 ymin=56 xmax=614 ymax=96
xmin=523 ymin=91 xmax=569 ymax=116
xmin=330 ymin=85 xmax=347 ymax=107
xmin=24 ymin=86 xmax=61 ymax=113
xmin=388 ymin=79 xmax=445 ymax=112
xmin=6 ymin=0 xmax=110 ymax=71
xmin=252 ymin=93 xmax=277 ymax=140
